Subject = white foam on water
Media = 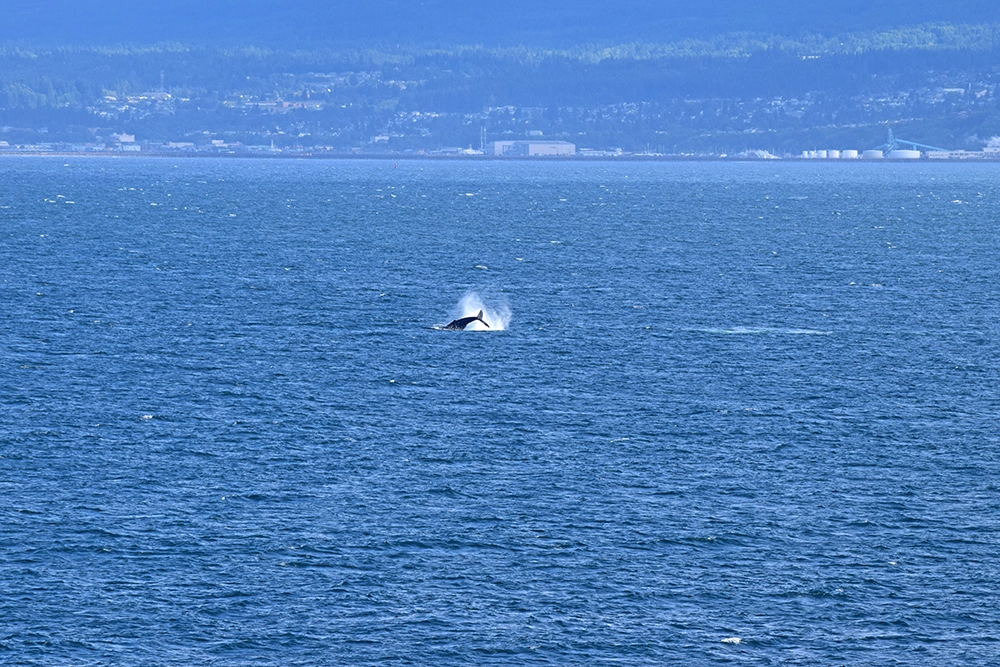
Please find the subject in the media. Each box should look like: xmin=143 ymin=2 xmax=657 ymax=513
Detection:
xmin=700 ymin=326 xmax=831 ymax=336
xmin=452 ymin=292 xmax=511 ymax=331
xmin=721 ymin=637 xmax=742 ymax=644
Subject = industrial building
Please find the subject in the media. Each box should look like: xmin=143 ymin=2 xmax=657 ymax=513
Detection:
xmin=799 ymin=129 xmax=953 ymax=160
xmin=492 ymin=140 xmax=576 ymax=157
xmin=800 ymin=149 xmax=861 ymax=159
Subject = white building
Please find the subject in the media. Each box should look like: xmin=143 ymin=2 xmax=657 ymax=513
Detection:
xmin=492 ymin=140 xmax=576 ymax=157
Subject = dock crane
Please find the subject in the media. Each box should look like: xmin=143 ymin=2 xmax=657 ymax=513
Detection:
xmin=874 ymin=128 xmax=949 ymax=153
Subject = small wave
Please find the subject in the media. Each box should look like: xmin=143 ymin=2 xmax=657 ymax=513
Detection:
xmin=721 ymin=637 xmax=742 ymax=645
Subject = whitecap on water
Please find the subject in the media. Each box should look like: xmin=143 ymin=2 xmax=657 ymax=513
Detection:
xmin=699 ymin=326 xmax=831 ymax=336
xmin=721 ymin=637 xmax=742 ymax=644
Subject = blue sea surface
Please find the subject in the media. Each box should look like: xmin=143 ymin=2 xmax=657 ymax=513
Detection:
xmin=2 ymin=157 xmax=999 ymax=665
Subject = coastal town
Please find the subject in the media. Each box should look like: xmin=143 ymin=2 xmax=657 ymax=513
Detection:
xmin=5 ymin=80 xmax=1000 ymax=160
xmin=4 ymin=41 xmax=1000 ymax=160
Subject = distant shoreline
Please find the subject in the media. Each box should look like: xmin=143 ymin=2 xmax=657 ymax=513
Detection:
xmin=3 ymin=151 xmax=999 ymax=163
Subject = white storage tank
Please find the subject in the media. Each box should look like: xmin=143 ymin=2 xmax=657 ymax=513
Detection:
xmin=827 ymin=150 xmax=840 ymax=159
xmin=862 ymin=150 xmax=884 ymax=159
xmin=886 ymin=149 xmax=921 ymax=159
xmin=841 ymin=150 xmax=859 ymax=159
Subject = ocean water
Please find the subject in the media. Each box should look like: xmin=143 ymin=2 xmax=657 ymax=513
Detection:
xmin=2 ymin=157 xmax=999 ymax=665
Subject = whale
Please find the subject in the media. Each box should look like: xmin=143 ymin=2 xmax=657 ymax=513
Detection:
xmin=444 ymin=309 xmax=490 ymax=330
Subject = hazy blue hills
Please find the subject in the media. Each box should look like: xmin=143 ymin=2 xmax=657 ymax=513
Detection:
xmin=3 ymin=2 xmax=1000 ymax=154
xmin=4 ymin=0 xmax=1000 ymax=46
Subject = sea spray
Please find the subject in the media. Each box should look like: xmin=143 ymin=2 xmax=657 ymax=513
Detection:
xmin=452 ymin=292 xmax=511 ymax=330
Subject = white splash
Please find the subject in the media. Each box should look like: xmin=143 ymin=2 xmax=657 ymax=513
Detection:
xmin=452 ymin=292 xmax=511 ymax=331
xmin=721 ymin=637 xmax=742 ymax=645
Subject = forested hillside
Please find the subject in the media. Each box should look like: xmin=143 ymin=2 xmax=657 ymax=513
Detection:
xmin=4 ymin=0 xmax=1000 ymax=46
xmin=3 ymin=3 xmax=1000 ymax=153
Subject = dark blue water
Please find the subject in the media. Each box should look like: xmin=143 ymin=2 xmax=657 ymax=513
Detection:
xmin=3 ymin=157 xmax=999 ymax=665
